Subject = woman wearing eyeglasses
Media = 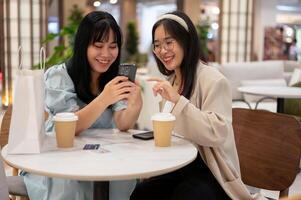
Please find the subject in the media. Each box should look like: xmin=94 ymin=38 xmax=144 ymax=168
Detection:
xmin=130 ymin=11 xmax=265 ymax=200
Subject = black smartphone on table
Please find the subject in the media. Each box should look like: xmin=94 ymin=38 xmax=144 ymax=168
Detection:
xmin=118 ymin=63 xmax=137 ymax=82
xmin=132 ymin=131 xmax=154 ymax=140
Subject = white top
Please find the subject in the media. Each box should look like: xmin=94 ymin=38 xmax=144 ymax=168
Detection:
xmin=1 ymin=129 xmax=197 ymax=181
xmin=238 ymin=86 xmax=301 ymax=99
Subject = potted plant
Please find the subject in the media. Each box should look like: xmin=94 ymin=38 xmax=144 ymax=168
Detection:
xmin=195 ymin=23 xmax=210 ymax=62
xmin=123 ymin=21 xmax=148 ymax=68
xmin=35 ymin=5 xmax=83 ymax=69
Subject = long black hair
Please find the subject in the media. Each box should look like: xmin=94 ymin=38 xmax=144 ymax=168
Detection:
xmin=152 ymin=11 xmax=201 ymax=99
xmin=67 ymin=11 xmax=122 ymax=104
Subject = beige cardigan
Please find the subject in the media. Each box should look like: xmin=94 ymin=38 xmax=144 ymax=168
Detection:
xmin=169 ymin=64 xmax=266 ymax=200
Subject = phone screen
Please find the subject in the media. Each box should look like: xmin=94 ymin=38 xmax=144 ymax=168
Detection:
xmin=132 ymin=131 xmax=154 ymax=140
xmin=118 ymin=63 xmax=137 ymax=82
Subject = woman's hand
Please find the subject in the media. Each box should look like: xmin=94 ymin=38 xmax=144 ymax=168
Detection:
xmin=113 ymin=79 xmax=142 ymax=131
xmin=148 ymin=77 xmax=180 ymax=103
xmin=99 ymin=76 xmax=133 ymax=106
xmin=127 ymin=80 xmax=142 ymax=108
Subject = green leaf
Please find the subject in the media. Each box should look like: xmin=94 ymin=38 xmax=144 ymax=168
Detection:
xmin=125 ymin=21 xmax=139 ymax=56
xmin=33 ymin=4 xmax=83 ymax=69
xmin=42 ymin=33 xmax=59 ymax=43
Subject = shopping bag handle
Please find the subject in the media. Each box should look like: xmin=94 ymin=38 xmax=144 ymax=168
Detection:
xmin=18 ymin=46 xmax=23 ymax=70
xmin=39 ymin=47 xmax=46 ymax=70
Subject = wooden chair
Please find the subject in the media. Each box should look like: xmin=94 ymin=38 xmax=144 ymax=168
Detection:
xmin=279 ymin=193 xmax=301 ymax=200
xmin=232 ymin=108 xmax=301 ymax=199
xmin=0 ymin=154 xmax=9 ymax=200
xmin=0 ymin=106 xmax=28 ymax=200
xmin=0 ymin=106 xmax=18 ymax=176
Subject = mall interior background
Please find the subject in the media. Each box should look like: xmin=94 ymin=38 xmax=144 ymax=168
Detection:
xmin=0 ymin=0 xmax=301 ymax=107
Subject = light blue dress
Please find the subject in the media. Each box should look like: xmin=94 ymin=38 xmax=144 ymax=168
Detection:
xmin=23 ymin=63 xmax=136 ymax=200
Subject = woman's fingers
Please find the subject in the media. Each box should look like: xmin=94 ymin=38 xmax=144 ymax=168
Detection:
xmin=115 ymin=81 xmax=135 ymax=89
xmin=110 ymin=76 xmax=129 ymax=84
xmin=119 ymin=93 xmax=131 ymax=100
xmin=152 ymin=83 xmax=165 ymax=96
xmin=152 ymin=87 xmax=158 ymax=96
xmin=155 ymin=88 xmax=164 ymax=96
xmin=147 ymin=77 xmax=164 ymax=82
xmin=117 ymin=87 xmax=134 ymax=95
xmin=134 ymin=79 xmax=141 ymax=86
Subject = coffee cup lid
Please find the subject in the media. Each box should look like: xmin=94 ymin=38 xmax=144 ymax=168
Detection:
xmin=151 ymin=112 xmax=175 ymax=121
xmin=53 ymin=112 xmax=78 ymax=121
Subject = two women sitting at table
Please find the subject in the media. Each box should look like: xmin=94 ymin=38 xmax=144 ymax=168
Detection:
xmin=23 ymin=9 xmax=265 ymax=200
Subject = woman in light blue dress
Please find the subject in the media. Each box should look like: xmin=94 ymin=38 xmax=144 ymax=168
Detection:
xmin=22 ymin=11 xmax=142 ymax=200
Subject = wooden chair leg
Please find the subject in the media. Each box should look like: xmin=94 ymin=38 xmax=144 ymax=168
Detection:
xmin=5 ymin=163 xmax=21 ymax=200
xmin=9 ymin=195 xmax=29 ymax=200
xmin=4 ymin=161 xmax=19 ymax=176
xmin=12 ymin=167 xmax=18 ymax=176
xmin=280 ymin=188 xmax=289 ymax=198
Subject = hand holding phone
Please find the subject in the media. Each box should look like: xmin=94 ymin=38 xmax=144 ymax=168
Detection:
xmin=132 ymin=131 xmax=154 ymax=140
xmin=118 ymin=63 xmax=137 ymax=82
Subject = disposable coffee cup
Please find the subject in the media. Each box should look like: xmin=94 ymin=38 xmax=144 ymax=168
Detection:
xmin=151 ymin=113 xmax=176 ymax=147
xmin=53 ymin=113 xmax=78 ymax=148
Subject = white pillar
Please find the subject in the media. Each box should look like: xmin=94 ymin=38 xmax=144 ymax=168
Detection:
xmin=253 ymin=0 xmax=277 ymax=61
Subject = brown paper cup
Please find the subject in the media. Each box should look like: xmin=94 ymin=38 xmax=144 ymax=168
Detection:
xmin=151 ymin=113 xmax=175 ymax=147
xmin=54 ymin=113 xmax=78 ymax=148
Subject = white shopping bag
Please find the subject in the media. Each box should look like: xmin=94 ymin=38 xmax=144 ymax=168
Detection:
xmin=7 ymin=47 xmax=46 ymax=154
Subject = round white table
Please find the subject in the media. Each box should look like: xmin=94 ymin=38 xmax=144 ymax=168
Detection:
xmin=1 ymin=129 xmax=198 ymax=200
xmin=238 ymin=86 xmax=301 ymax=113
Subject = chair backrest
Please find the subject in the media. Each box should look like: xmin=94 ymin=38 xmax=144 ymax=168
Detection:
xmin=0 ymin=106 xmax=12 ymax=148
xmin=0 ymin=106 xmax=19 ymax=177
xmin=232 ymin=108 xmax=301 ymax=198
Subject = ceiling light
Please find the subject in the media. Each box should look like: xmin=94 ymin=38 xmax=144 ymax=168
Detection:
xmin=212 ymin=7 xmax=220 ymax=15
xmin=285 ymin=27 xmax=294 ymax=37
xmin=277 ymin=5 xmax=299 ymax=12
xmin=110 ymin=0 xmax=118 ymax=4
xmin=93 ymin=1 xmax=101 ymax=7
xmin=211 ymin=22 xmax=219 ymax=30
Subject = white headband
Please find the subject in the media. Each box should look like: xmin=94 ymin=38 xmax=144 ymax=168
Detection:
xmin=158 ymin=14 xmax=189 ymax=32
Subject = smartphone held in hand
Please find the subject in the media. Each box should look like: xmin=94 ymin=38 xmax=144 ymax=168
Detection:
xmin=118 ymin=63 xmax=137 ymax=82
